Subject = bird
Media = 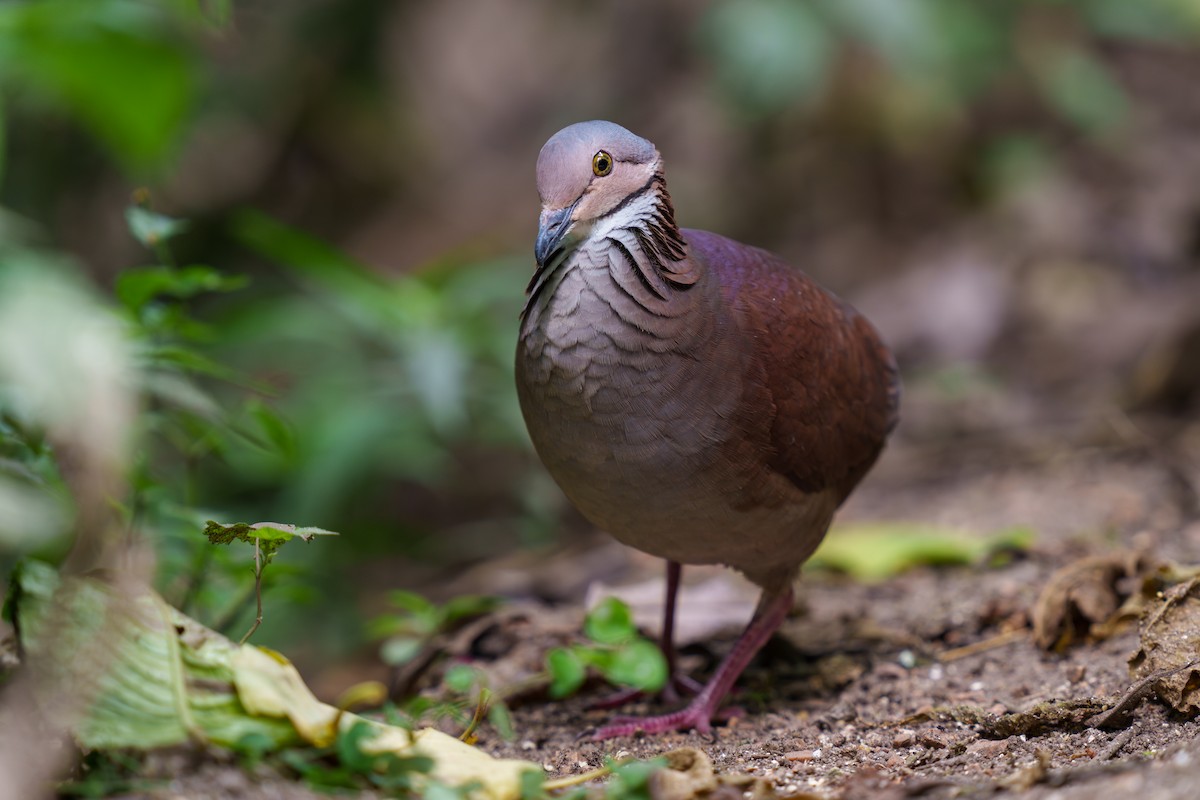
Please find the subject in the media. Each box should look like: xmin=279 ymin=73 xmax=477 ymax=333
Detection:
xmin=515 ymin=120 xmax=899 ymax=739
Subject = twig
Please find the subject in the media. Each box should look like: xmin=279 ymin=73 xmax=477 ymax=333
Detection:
xmin=542 ymin=764 xmax=613 ymax=792
xmin=239 ymin=538 xmax=264 ymax=645
xmin=939 ymin=629 xmax=1027 ymax=663
xmin=1098 ymin=725 xmax=1137 ymax=760
xmin=1086 ymin=658 xmax=1200 ymax=729
xmin=459 ymin=689 xmax=492 ymax=744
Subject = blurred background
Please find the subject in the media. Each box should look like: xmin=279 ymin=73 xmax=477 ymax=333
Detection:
xmin=2 ymin=0 xmax=1199 ymax=690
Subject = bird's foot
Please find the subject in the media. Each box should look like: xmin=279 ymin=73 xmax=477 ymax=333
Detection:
xmin=589 ymin=695 xmax=728 ymax=740
xmin=586 ymin=672 xmax=705 ymax=711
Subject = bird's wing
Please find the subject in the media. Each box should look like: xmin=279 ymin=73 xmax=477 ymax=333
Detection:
xmin=688 ymin=229 xmax=900 ymax=503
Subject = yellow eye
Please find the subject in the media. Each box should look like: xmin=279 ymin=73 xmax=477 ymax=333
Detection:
xmin=592 ymin=150 xmax=613 ymax=177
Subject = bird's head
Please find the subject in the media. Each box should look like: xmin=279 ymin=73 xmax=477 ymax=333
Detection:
xmin=534 ymin=120 xmax=661 ymax=267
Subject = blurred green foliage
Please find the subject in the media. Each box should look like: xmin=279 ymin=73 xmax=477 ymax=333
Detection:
xmin=372 ymin=590 xmax=500 ymax=668
xmin=702 ymin=0 xmax=1200 ymax=139
xmin=0 ymin=0 xmax=210 ymax=172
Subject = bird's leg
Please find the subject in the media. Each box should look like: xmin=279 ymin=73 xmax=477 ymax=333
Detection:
xmin=588 ymin=561 xmax=701 ymax=710
xmin=590 ymin=584 xmax=793 ymax=739
xmin=658 ymin=560 xmax=704 ymax=702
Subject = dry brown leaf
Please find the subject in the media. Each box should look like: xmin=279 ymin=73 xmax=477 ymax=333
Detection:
xmin=1129 ymin=577 xmax=1200 ymax=715
xmin=1031 ymin=552 xmax=1141 ymax=651
xmin=649 ymin=749 xmax=718 ymax=800
xmin=648 ymin=748 xmax=788 ymax=800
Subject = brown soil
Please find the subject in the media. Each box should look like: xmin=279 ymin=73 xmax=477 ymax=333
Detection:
xmin=475 ymin=423 xmax=1200 ymax=799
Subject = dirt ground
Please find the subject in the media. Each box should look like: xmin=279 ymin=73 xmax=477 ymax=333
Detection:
xmin=97 ymin=417 xmax=1200 ymax=800
xmin=466 ymin=400 xmax=1200 ymax=798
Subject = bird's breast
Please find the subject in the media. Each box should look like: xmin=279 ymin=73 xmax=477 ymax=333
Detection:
xmin=516 ymin=248 xmax=825 ymax=574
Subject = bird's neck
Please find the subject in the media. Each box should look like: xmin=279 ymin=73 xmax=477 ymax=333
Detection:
xmin=522 ymin=175 xmax=700 ymax=322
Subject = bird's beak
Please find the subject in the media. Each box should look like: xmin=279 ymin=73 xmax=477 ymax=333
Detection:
xmin=535 ymin=203 xmax=576 ymax=267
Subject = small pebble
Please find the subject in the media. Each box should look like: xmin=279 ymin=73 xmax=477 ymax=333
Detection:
xmin=892 ymin=731 xmax=915 ymax=748
xmin=968 ymin=739 xmax=1009 ymax=757
xmin=918 ymin=731 xmax=949 ymax=749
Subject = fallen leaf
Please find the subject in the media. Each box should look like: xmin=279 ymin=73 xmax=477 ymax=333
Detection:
xmin=13 ymin=559 xmax=298 ymax=751
xmin=649 ymin=749 xmax=718 ymax=800
xmin=1129 ymin=577 xmax=1200 ymax=715
xmin=12 ymin=560 xmax=541 ymax=799
xmin=1031 ymin=552 xmax=1141 ymax=651
xmin=808 ymin=523 xmax=1033 ymax=582
xmin=648 ymin=748 xmax=785 ymax=800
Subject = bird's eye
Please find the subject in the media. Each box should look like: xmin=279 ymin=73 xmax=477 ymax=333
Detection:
xmin=592 ymin=150 xmax=613 ymax=177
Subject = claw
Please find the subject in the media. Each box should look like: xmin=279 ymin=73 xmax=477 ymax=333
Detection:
xmin=591 ymin=700 xmax=716 ymax=740
xmin=588 ymin=587 xmax=794 ymax=740
xmin=586 ymin=673 xmax=704 ymax=711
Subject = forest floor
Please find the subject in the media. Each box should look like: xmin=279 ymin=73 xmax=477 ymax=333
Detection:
xmin=475 ymin=424 xmax=1200 ymax=799
xmin=97 ymin=408 xmax=1200 ymax=800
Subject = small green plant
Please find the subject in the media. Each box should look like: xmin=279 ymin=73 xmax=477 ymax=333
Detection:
xmin=534 ymin=756 xmax=668 ymax=799
xmin=203 ymin=520 xmax=337 ymax=643
xmin=545 ymin=598 xmax=668 ymax=699
xmin=280 ymin=719 xmax=436 ymax=793
xmin=371 ymin=591 xmax=501 ymax=668
xmin=444 ymin=664 xmax=515 ymax=743
xmin=57 ymin=752 xmax=158 ymax=799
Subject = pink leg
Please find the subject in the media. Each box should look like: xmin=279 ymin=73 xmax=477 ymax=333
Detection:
xmin=591 ymin=585 xmax=793 ymax=739
xmin=659 ymin=561 xmax=704 ymax=702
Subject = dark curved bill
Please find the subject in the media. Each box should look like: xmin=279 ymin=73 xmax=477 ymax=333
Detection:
xmin=534 ymin=203 xmax=575 ymax=267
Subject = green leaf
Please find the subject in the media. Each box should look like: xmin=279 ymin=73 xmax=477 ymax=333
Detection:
xmin=444 ymin=664 xmax=479 ymax=694
xmin=125 ymin=206 xmax=188 ymax=248
xmin=487 ymin=701 xmax=515 ymax=741
xmin=603 ymin=640 xmax=668 ymax=693
xmin=230 ymin=208 xmax=377 ymax=288
xmin=141 ymin=344 xmax=241 ymax=381
xmin=809 ymin=523 xmax=1034 ymax=582
xmin=700 ymin=0 xmax=833 ymax=114
xmin=243 ymin=398 xmax=296 ymax=459
xmin=0 ymin=0 xmax=197 ymax=170
xmin=116 ymin=265 xmax=247 ymax=311
xmin=379 ymin=636 xmax=424 ymax=667
xmin=519 ymin=769 xmax=546 ymax=800
xmin=546 ymin=647 xmax=586 ymax=699
xmin=1035 ymin=47 xmax=1128 ymax=137
xmin=11 ymin=559 xmax=300 ymax=750
xmin=203 ymin=520 xmax=338 ymax=550
xmin=335 ymin=719 xmax=377 ymax=773
xmin=607 ymin=757 xmax=667 ymax=799
xmin=386 ymin=590 xmax=437 ymax=618
xmin=584 ymin=597 xmax=637 ymax=645
xmin=442 ymin=595 xmax=501 ymax=624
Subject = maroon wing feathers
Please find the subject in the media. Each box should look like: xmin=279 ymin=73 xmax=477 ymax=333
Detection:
xmin=692 ymin=230 xmax=899 ymax=504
